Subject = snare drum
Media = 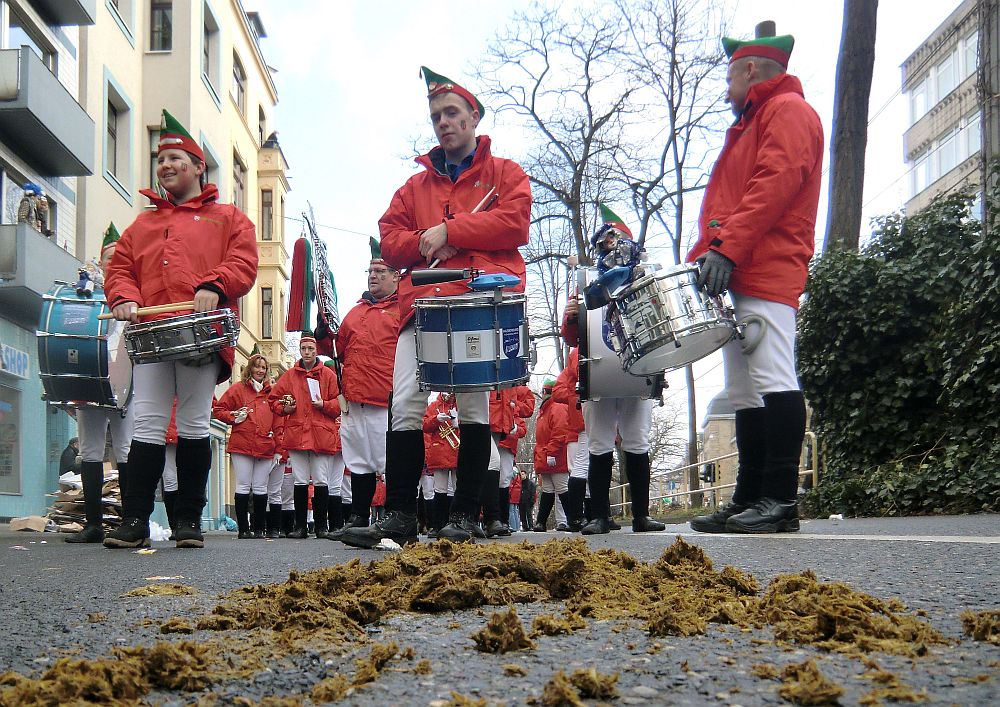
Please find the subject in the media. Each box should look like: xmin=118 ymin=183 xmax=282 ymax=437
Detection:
xmin=124 ymin=309 xmax=239 ymax=365
xmin=577 ymin=268 xmax=664 ymax=402
xmin=610 ymin=263 xmax=737 ymax=374
xmin=414 ymin=292 xmax=529 ymax=392
xmin=37 ymin=283 xmax=132 ymax=411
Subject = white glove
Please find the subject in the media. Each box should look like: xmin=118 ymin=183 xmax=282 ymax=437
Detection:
xmin=546 ymin=456 xmax=557 ymax=467
xmin=436 ymin=412 xmax=451 ymax=423
xmin=510 ymin=422 xmax=518 ymax=434
xmin=449 ymin=408 xmax=458 ymax=420
xmin=273 ymin=454 xmax=282 ymax=466
xmin=233 ymin=408 xmax=248 ymax=424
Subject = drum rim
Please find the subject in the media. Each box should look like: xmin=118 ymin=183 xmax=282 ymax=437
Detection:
xmin=124 ymin=308 xmax=236 ymax=332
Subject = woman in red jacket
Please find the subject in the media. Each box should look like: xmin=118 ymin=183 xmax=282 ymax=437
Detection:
xmin=213 ymin=352 xmax=278 ymax=539
xmin=552 ymin=348 xmax=588 ymax=529
xmin=423 ymin=392 xmax=459 ymax=534
xmin=532 ymin=379 xmax=574 ymax=531
xmin=104 ymin=110 xmax=257 ymax=550
xmin=269 ymin=335 xmax=342 ymax=539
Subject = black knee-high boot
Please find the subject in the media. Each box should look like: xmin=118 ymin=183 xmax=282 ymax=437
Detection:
xmin=532 ymin=492 xmax=555 ymax=531
xmin=350 ymin=473 xmax=377 ymax=525
xmin=252 ymin=494 xmax=268 ymax=538
xmin=760 ymin=391 xmax=807 ymax=502
xmin=563 ymin=476 xmax=588 ymax=531
xmin=479 ymin=468 xmax=505 ymax=536
xmin=267 ymin=502 xmax=282 ymax=538
xmin=281 ymin=509 xmax=295 ymax=537
xmin=581 ymin=452 xmax=613 ymax=535
xmin=733 ymin=407 xmax=768 ymax=505
xmin=116 ymin=461 xmax=128 ymax=503
xmin=162 ymin=490 xmax=177 ymax=534
xmin=432 ymin=492 xmax=450 ymax=532
xmin=452 ymin=424 xmax=491 ymax=519
xmin=121 ymin=440 xmax=166 ymax=522
xmin=234 ymin=493 xmax=251 ymax=538
xmin=498 ymin=486 xmax=511 ymax=529
xmin=67 ymin=461 xmax=105 ymax=543
xmin=326 ymin=492 xmax=343 ymax=532
xmin=625 ymin=451 xmax=664 ymax=532
xmin=174 ymin=437 xmax=211 ymax=545
xmin=289 ymin=484 xmax=309 ymax=538
xmin=312 ymin=485 xmax=329 ymax=538
xmin=382 ymin=430 xmax=425 ymax=515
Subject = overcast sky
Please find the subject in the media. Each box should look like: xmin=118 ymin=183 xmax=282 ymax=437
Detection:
xmin=250 ymin=0 xmax=959 ymax=423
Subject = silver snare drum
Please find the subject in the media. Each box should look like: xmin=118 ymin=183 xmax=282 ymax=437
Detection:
xmin=125 ymin=309 xmax=239 ymax=365
xmin=610 ymin=263 xmax=737 ymax=374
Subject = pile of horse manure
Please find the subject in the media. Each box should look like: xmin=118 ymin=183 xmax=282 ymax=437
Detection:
xmin=778 ymin=659 xmax=844 ymax=706
xmin=757 ymin=570 xmax=945 ymax=656
xmin=160 ymin=617 xmax=195 ymax=634
xmin=856 ymin=663 xmax=926 ymax=705
xmin=122 ymin=582 xmax=196 ymax=597
xmin=531 ymin=611 xmax=586 ymax=637
xmin=503 ymin=664 xmax=528 ymax=676
xmin=960 ymin=609 xmax=1000 ymax=644
xmin=535 ymin=668 xmax=619 ymax=706
xmin=472 ymin=607 xmax=536 ymax=653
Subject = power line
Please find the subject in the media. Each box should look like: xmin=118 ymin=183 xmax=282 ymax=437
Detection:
xmin=282 ymin=214 xmax=377 ymax=240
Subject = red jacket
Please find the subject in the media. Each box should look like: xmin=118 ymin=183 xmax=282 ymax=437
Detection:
xmin=105 ymin=185 xmax=258 ymax=382
xmin=213 ymin=380 xmax=278 ymax=458
xmin=165 ymin=401 xmax=178 ymax=446
xmin=533 ymin=397 xmax=572 ymax=474
xmin=269 ymin=361 xmax=342 ymax=453
xmin=499 ymin=417 xmax=526 ymax=454
xmin=379 ymin=136 xmax=532 ymax=328
xmin=488 ymin=385 xmax=534 ymax=438
xmin=552 ymin=348 xmax=584 ymax=435
xmin=423 ymin=396 xmax=459 ymax=470
xmin=509 ymin=474 xmax=522 ymax=504
xmin=687 ymin=74 xmax=824 ymax=309
xmin=329 ymin=293 xmax=399 ymax=406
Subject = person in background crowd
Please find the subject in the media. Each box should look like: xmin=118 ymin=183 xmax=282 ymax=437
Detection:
xmin=532 ymin=379 xmax=572 ymax=531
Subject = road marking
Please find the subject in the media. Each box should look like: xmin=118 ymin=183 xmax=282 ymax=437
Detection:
xmin=656 ymin=530 xmax=1000 ymax=544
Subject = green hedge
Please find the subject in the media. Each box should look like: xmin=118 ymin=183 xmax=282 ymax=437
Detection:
xmin=798 ymin=188 xmax=1000 ymax=516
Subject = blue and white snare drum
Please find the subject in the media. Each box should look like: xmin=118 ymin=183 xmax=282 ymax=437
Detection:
xmin=37 ymin=283 xmax=132 ymax=411
xmin=414 ymin=292 xmax=529 ymax=392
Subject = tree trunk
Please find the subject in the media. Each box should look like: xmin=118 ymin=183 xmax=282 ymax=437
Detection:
xmin=825 ymin=0 xmax=878 ymax=252
xmin=685 ymin=365 xmax=702 ymax=507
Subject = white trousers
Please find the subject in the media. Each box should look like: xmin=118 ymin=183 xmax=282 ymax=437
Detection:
xmin=420 ymin=474 xmax=436 ymax=500
xmin=280 ymin=469 xmax=293 ymax=509
xmin=539 ymin=472 xmax=569 ymax=495
xmin=498 ymin=448 xmax=517 ymax=487
xmin=267 ymin=462 xmax=284 ymax=504
xmin=289 ymin=450 xmax=345 ymax=493
xmin=231 ymin=453 xmax=274 ymax=495
xmin=724 ymin=293 xmax=800 ymax=410
xmin=567 ymin=431 xmax=590 ymax=480
xmin=391 ymin=324 xmax=488 ymax=430
xmin=161 ymin=444 xmax=178 ymax=492
xmin=584 ymin=397 xmax=653 ymax=455
xmin=341 ymin=472 xmax=352 ymax=503
xmin=340 ymin=401 xmax=388 ymax=477
xmin=77 ymin=405 xmax=133 ymax=463
xmin=433 ymin=468 xmax=456 ymax=495
xmin=131 ymin=360 xmax=220 ymax=443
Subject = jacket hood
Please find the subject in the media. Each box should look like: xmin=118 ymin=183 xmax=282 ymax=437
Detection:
xmin=416 ymin=135 xmax=493 ymax=176
xmin=740 ymin=73 xmax=804 ymax=123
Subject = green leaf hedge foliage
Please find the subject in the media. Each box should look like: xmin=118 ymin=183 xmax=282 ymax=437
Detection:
xmin=798 ymin=188 xmax=1000 ymax=516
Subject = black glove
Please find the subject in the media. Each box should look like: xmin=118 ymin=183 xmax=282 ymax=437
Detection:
xmin=696 ymin=250 xmax=735 ymax=296
xmin=314 ymin=315 xmax=330 ymax=341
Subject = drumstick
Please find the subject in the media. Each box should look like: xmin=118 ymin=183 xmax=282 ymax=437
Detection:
xmin=428 ymin=187 xmax=497 ymax=269
xmin=97 ymin=301 xmax=195 ymax=320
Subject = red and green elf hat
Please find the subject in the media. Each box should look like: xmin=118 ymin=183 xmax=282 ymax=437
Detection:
xmin=369 ymin=236 xmax=396 ymax=270
xmin=722 ymin=21 xmax=794 ymax=69
xmin=101 ymin=222 xmax=121 ymax=253
xmin=420 ymin=66 xmax=485 ymax=116
xmin=299 ymin=330 xmax=316 ymax=345
xmin=599 ymin=203 xmax=633 ymax=238
xmin=158 ymin=109 xmax=205 ymax=163
xmin=542 ymin=378 xmax=556 ymax=392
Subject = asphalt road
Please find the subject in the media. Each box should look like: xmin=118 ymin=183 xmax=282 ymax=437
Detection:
xmin=1 ymin=514 xmax=997 ymax=705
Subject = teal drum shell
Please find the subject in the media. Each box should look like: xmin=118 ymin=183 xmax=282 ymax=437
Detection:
xmin=37 ymin=283 xmax=132 ymax=410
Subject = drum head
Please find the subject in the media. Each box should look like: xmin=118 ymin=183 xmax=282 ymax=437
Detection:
xmin=628 ymin=328 xmax=734 ymax=374
xmin=106 ymin=319 xmax=132 ymax=408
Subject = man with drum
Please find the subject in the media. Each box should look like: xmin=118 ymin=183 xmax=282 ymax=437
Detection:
xmin=562 ymin=207 xmax=666 ymax=536
xmin=104 ymin=110 xmax=257 ymax=549
xmin=343 ymin=67 xmax=531 ymax=548
xmin=688 ymin=26 xmax=822 ymax=534
xmin=66 ymin=224 xmax=133 ymax=544
xmin=317 ymin=239 xmax=400 ymax=542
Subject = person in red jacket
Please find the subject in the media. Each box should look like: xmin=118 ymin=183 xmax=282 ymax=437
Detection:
xmin=422 ymin=392 xmax=460 ymax=535
xmin=487 ymin=386 xmax=533 ymax=535
xmin=213 ymin=351 xmax=278 ymax=539
xmin=688 ymin=26 xmax=823 ymax=534
xmin=552 ymin=349 xmax=588 ymax=530
xmin=104 ymin=110 xmax=257 ymax=549
xmin=269 ymin=335 xmax=342 ymax=539
xmin=344 ymin=67 xmax=531 ymax=548
xmin=532 ymin=379 xmax=572 ymax=531
xmin=319 ymin=238 xmax=400 ymax=542
xmin=507 ymin=471 xmax=522 ymax=531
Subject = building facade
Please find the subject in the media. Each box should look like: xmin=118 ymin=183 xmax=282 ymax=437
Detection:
xmin=0 ymin=0 xmax=96 ymax=520
xmin=903 ymin=0 xmax=984 ymax=214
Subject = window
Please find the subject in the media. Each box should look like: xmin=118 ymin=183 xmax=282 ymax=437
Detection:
xmin=107 ymin=0 xmax=135 ymax=44
xmin=912 ymin=150 xmax=930 ymax=197
xmin=106 ymin=102 xmax=119 ymax=178
xmin=7 ymin=7 xmax=56 ymax=71
xmin=937 ymin=128 xmax=958 ymax=176
xmin=909 ymin=78 xmax=928 ymax=125
xmin=202 ymin=3 xmax=220 ymax=100
xmin=150 ymin=1 xmax=172 ymax=51
xmin=261 ymin=189 xmax=273 ymax=240
xmin=261 ymin=287 xmax=273 ymax=339
xmin=964 ymin=30 xmax=978 ymax=79
xmin=148 ymin=128 xmax=160 ymax=190
xmin=935 ymin=49 xmax=958 ymax=102
xmin=258 ymin=106 xmax=267 ymax=145
xmin=965 ymin=111 xmax=981 ymax=156
xmin=231 ymin=53 xmax=246 ymax=114
xmin=232 ymin=152 xmax=246 ymax=212
xmin=0 ymin=385 xmax=21 ymax=494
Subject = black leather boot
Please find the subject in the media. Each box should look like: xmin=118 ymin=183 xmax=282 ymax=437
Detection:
xmin=760 ymin=391 xmax=807 ymax=503
xmin=731 ymin=406 xmax=768 ymax=506
xmin=498 ymin=486 xmax=512 ymax=533
xmin=427 ymin=492 xmax=449 ymax=538
xmin=478 ymin=466 xmax=503 ymax=535
xmin=115 ymin=461 xmax=129 ymax=503
xmin=350 ymin=473 xmax=377 ymax=527
xmin=267 ymin=503 xmax=282 ymax=538
xmin=690 ymin=502 xmax=748 ymax=533
xmin=67 ymin=461 xmax=105 ymax=543
xmin=313 ymin=485 xmax=330 ymax=538
xmin=438 ymin=511 xmax=478 ymax=543
xmin=726 ymin=497 xmax=800 ymax=533
xmin=105 ymin=441 xmax=164 ymax=549
xmin=252 ymin=494 xmax=268 ymax=538
xmin=327 ymin=493 xmax=343 ymax=533
xmin=234 ymin=493 xmax=252 ymax=539
xmin=281 ymin=509 xmax=295 ymax=537
xmin=162 ymin=490 xmax=178 ymax=540
xmin=453 ymin=424 xmax=492 ymax=519
xmin=288 ymin=485 xmax=309 ymax=538
xmin=340 ymin=510 xmax=419 ymax=549
xmin=532 ymin=492 xmax=555 ymax=531
xmin=174 ymin=437 xmax=211 ymax=548
xmin=581 ymin=452 xmax=613 ymax=536
xmin=563 ymin=476 xmax=588 ymax=532
xmin=382 ymin=430 xmax=426 ymax=515
xmin=625 ymin=452 xmax=664 ymax=532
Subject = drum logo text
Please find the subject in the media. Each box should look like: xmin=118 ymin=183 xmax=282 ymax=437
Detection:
xmin=502 ymin=328 xmax=520 ymax=358
xmin=465 ymin=334 xmax=481 ymax=358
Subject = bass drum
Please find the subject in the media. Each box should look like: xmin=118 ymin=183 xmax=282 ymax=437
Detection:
xmin=577 ymin=267 xmax=664 ymax=402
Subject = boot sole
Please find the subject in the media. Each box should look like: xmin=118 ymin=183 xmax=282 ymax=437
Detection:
xmin=175 ymin=538 xmax=205 ymax=548
xmin=689 ymin=520 xmax=731 ymax=533
xmin=726 ymin=519 xmax=800 ymax=534
xmin=341 ymin=533 xmax=419 ymax=549
xmin=103 ymin=537 xmax=151 ymax=549
xmin=437 ymin=532 xmax=475 ymax=543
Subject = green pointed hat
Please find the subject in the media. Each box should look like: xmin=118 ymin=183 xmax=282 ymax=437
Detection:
xmin=251 ymin=343 xmax=261 ymax=356
xmin=299 ymin=329 xmax=316 ymax=344
xmin=158 ymin=109 xmax=205 ymax=162
xmin=101 ymin=222 xmax=121 ymax=252
xmin=722 ymin=24 xmax=794 ymax=69
xmin=420 ymin=66 xmax=485 ymax=116
xmin=599 ymin=203 xmax=633 ymax=238
xmin=542 ymin=378 xmax=556 ymax=391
